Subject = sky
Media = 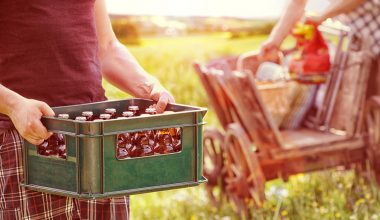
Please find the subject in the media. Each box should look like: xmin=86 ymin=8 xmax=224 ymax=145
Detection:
xmin=106 ymin=0 xmax=330 ymax=19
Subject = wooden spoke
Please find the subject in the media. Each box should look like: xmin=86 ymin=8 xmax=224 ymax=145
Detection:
xmin=202 ymin=127 xmax=226 ymax=207
xmin=224 ymin=123 xmax=266 ymax=219
xmin=366 ymin=100 xmax=380 ymax=184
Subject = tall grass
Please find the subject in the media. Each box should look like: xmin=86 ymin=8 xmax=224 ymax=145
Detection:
xmin=103 ymin=34 xmax=380 ymax=219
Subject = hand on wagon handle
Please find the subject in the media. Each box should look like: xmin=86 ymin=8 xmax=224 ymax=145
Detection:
xmin=8 ymin=98 xmax=55 ymax=145
xmin=260 ymin=43 xmax=282 ymax=63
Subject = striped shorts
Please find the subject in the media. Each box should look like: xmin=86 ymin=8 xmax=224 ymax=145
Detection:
xmin=0 ymin=129 xmax=129 ymax=220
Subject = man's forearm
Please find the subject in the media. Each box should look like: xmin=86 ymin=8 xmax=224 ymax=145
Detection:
xmin=0 ymin=84 xmax=25 ymax=116
xmin=320 ymin=0 xmax=365 ymax=21
xmin=94 ymin=0 xmax=158 ymax=99
xmin=269 ymin=0 xmax=307 ymax=46
xmin=99 ymin=40 xmax=159 ymax=98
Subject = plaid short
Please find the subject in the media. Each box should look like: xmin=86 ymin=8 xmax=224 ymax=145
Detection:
xmin=0 ymin=129 xmax=130 ymax=220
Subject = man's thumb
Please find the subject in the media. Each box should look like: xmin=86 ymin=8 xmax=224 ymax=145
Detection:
xmin=39 ymin=102 xmax=55 ymax=117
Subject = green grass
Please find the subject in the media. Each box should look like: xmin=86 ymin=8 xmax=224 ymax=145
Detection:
xmin=103 ymin=34 xmax=380 ymax=220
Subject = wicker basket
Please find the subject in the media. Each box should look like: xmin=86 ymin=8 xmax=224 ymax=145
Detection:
xmin=257 ymin=81 xmax=297 ymax=127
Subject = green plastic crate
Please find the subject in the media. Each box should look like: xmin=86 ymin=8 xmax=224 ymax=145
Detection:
xmin=21 ymin=98 xmax=207 ymax=199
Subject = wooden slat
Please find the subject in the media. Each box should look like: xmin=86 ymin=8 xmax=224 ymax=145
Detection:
xmin=355 ymin=55 xmax=371 ymax=135
xmin=220 ymin=69 xmax=284 ymax=153
xmin=212 ymin=72 xmax=253 ymax=140
xmin=193 ymin=63 xmax=231 ymax=128
xmin=260 ymin=146 xmax=366 ymax=181
xmin=280 ymin=128 xmax=347 ymax=149
xmin=329 ymin=50 xmax=371 ymax=136
xmin=271 ymin=137 xmax=364 ymax=160
xmin=204 ymin=68 xmax=235 ymax=125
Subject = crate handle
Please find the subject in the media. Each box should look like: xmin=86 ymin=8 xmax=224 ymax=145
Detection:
xmin=41 ymin=117 xmax=77 ymax=136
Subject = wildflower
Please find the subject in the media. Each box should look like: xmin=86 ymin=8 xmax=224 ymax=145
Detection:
xmin=365 ymin=193 xmax=371 ymax=200
xmin=355 ymin=198 xmax=365 ymax=206
xmin=297 ymin=174 xmax=306 ymax=182
xmin=266 ymin=186 xmax=288 ymax=199
xmin=346 ymin=184 xmax=352 ymax=189
xmin=337 ymin=183 xmax=344 ymax=189
xmin=335 ymin=213 xmax=342 ymax=218
xmin=349 ymin=215 xmax=357 ymax=220
xmin=281 ymin=210 xmax=288 ymax=216
xmin=319 ymin=206 xmax=328 ymax=214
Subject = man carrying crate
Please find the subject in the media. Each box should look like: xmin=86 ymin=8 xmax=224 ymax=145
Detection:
xmin=0 ymin=0 xmax=174 ymax=219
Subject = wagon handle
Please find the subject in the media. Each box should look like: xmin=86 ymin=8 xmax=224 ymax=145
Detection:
xmin=236 ymin=50 xmax=287 ymax=74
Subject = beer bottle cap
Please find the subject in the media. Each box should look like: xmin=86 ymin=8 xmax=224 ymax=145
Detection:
xmin=145 ymin=107 xmax=156 ymax=114
xmin=100 ymin=114 xmax=111 ymax=120
xmin=58 ymin=114 xmax=70 ymax=119
xmin=122 ymin=111 xmax=134 ymax=117
xmin=82 ymin=111 xmax=94 ymax=117
xmin=105 ymin=108 xmax=117 ymax=114
xmin=75 ymin=116 xmax=87 ymax=121
xmin=128 ymin=106 xmax=139 ymax=111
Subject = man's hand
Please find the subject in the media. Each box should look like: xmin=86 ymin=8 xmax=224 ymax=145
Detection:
xmin=305 ymin=15 xmax=325 ymax=25
xmin=148 ymin=82 xmax=175 ymax=113
xmin=8 ymin=98 xmax=55 ymax=145
xmin=259 ymin=39 xmax=281 ymax=61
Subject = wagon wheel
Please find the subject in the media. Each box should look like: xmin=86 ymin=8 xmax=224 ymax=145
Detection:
xmin=203 ymin=127 xmax=226 ymax=207
xmin=366 ymin=97 xmax=380 ymax=184
xmin=224 ymin=123 xmax=266 ymax=219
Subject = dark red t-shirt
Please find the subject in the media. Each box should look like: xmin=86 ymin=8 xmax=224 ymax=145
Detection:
xmin=0 ymin=0 xmax=107 ymax=132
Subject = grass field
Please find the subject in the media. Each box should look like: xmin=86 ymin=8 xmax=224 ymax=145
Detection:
xmin=103 ymin=34 xmax=380 ymax=220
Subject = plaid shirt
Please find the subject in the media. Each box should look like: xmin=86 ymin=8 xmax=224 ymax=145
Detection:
xmin=338 ymin=0 xmax=380 ymax=57
xmin=0 ymin=130 xmax=130 ymax=220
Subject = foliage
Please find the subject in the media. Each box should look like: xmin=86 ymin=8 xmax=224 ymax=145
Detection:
xmin=111 ymin=16 xmax=276 ymax=39
xmin=102 ymin=34 xmax=380 ymax=219
xmin=111 ymin=18 xmax=141 ymax=45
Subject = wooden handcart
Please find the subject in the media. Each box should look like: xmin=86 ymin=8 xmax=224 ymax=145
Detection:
xmin=194 ymin=24 xmax=377 ymax=218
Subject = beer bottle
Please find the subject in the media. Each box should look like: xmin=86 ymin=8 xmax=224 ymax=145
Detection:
xmin=128 ymin=106 xmax=139 ymax=116
xmin=81 ymin=111 xmax=94 ymax=121
xmin=105 ymin=108 xmax=117 ymax=119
